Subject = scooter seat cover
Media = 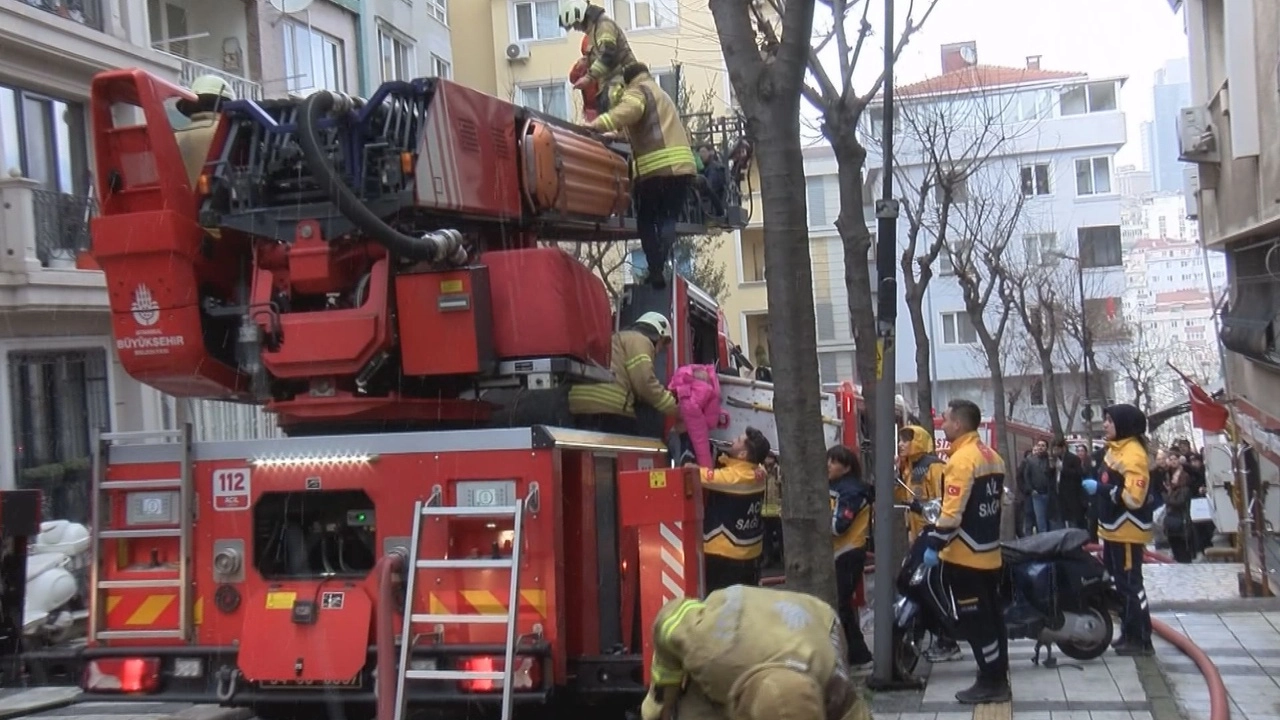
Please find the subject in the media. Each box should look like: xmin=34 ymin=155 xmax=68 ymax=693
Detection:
xmin=1000 ymin=527 xmax=1090 ymax=562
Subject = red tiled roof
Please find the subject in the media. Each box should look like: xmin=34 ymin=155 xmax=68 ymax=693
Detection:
xmin=897 ymin=64 xmax=1087 ymax=97
xmin=1154 ymin=289 xmax=1212 ymax=305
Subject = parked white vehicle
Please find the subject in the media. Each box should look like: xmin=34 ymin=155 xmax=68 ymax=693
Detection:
xmin=24 ymin=520 xmax=91 ymax=645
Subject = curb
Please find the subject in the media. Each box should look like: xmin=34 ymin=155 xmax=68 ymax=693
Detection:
xmin=0 ymin=688 xmax=82 ymax=719
xmin=163 ymin=707 xmax=254 ymax=720
xmin=1133 ymin=653 xmax=1186 ymax=720
xmin=1152 ymin=597 xmax=1280 ymax=613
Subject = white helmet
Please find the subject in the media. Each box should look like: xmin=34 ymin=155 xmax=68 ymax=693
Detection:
xmin=189 ymin=75 xmax=235 ymax=101
xmin=559 ymin=0 xmax=590 ymax=29
xmin=635 ymin=312 xmax=672 ymax=341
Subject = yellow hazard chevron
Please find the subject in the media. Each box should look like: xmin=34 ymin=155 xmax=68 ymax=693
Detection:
xmin=427 ymin=589 xmax=548 ymax=618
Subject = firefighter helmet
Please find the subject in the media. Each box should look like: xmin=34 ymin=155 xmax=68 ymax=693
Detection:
xmin=635 ymin=312 xmax=672 ymax=341
xmin=190 ymin=75 xmax=235 ymax=101
xmin=558 ymin=0 xmax=590 ymax=29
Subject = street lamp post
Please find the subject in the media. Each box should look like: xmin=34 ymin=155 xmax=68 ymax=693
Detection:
xmin=1049 ymin=251 xmax=1094 ymax=446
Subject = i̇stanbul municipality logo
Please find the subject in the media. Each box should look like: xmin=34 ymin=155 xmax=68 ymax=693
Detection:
xmin=131 ymin=284 xmax=159 ymax=327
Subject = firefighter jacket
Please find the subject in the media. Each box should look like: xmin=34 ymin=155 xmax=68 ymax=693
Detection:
xmin=1097 ymin=436 xmax=1154 ymax=545
xmin=641 ymin=586 xmax=871 ymax=720
xmin=175 ymin=111 xmax=219 ymax=186
xmin=587 ymin=72 xmax=697 ymax=181
xmin=700 ymin=456 xmax=765 ymax=561
xmin=925 ymin=431 xmax=1006 ymax=570
xmin=895 ymin=424 xmax=945 ymax=541
xmin=585 ymin=14 xmax=637 ymax=86
xmin=830 ymin=474 xmax=872 ymax=558
xmin=568 ymin=330 xmax=678 ymax=419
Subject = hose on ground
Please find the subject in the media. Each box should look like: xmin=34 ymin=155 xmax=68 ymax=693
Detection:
xmin=295 ymin=90 xmax=468 ymax=265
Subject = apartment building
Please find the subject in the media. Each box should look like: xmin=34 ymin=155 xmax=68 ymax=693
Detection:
xmin=767 ymin=43 xmax=1128 ymax=431
xmin=1173 ymin=0 xmax=1280 ymax=473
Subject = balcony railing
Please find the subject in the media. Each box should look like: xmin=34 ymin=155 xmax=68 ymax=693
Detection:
xmin=31 ymin=188 xmax=96 ymax=268
xmin=167 ymin=53 xmax=263 ymax=101
xmin=22 ymin=0 xmax=103 ymax=31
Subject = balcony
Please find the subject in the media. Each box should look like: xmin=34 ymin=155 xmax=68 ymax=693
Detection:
xmin=0 ymin=176 xmax=108 ymax=311
xmin=169 ymin=54 xmax=262 ymax=101
xmin=18 ymin=0 xmax=104 ymax=32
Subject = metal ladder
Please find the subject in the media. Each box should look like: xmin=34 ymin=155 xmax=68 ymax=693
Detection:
xmin=87 ymin=426 xmax=195 ymax=642
xmin=393 ymin=499 xmax=526 ymax=720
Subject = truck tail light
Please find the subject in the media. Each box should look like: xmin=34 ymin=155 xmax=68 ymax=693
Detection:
xmin=84 ymin=658 xmax=161 ymax=693
xmin=458 ymin=655 xmax=541 ymax=692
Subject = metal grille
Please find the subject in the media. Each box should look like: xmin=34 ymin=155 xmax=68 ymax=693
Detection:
xmin=31 ymin=189 xmax=96 ymax=267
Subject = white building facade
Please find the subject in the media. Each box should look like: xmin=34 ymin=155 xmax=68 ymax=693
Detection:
xmin=832 ymin=45 xmax=1131 ymax=430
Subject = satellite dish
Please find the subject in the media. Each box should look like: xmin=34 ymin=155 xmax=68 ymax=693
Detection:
xmin=269 ymin=0 xmax=314 ymax=15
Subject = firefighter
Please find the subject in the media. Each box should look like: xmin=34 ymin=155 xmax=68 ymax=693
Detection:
xmin=924 ymin=399 xmax=1010 ymax=703
xmin=1082 ymin=403 xmax=1155 ymax=656
xmin=559 ymin=0 xmax=637 ymax=116
xmin=174 ymin=75 xmax=235 ymax=186
xmin=828 ymin=444 xmax=873 ymax=668
xmin=568 ymin=312 xmax=678 ymax=434
xmin=586 ymin=63 xmax=697 ymax=289
xmin=641 ymin=585 xmax=872 ymax=720
xmin=684 ymin=428 xmax=770 ymax=592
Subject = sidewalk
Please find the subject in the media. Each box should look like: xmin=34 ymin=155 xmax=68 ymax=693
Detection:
xmin=1151 ymin=610 xmax=1280 ymax=720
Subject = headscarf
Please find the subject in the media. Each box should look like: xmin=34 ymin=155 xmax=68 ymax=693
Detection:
xmin=1103 ymin=403 xmax=1149 ymax=450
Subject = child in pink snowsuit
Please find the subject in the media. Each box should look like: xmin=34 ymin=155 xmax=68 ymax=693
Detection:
xmin=668 ymin=364 xmax=729 ymax=469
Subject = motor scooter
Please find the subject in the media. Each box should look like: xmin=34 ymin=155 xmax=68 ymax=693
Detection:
xmin=890 ymin=499 xmax=1116 ymax=679
xmin=23 ymin=520 xmax=91 ymax=647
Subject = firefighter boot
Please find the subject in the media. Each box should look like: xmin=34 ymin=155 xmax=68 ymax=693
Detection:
xmin=955 ymin=674 xmax=1012 ymax=705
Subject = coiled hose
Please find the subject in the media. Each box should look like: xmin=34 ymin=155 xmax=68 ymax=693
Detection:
xmin=295 ymin=90 xmax=468 ymax=265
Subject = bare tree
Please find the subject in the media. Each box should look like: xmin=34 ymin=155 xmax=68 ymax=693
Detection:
xmin=709 ymin=0 xmax=834 ymax=601
xmin=946 ymin=172 xmax=1026 ymax=538
xmin=1006 ymin=258 xmax=1076 ymax=438
xmin=894 ymin=88 xmax=1029 ymax=417
xmin=1106 ymin=319 xmax=1172 ymax=415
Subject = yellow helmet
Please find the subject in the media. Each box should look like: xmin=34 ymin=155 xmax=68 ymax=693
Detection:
xmin=190 ymin=75 xmax=235 ymax=101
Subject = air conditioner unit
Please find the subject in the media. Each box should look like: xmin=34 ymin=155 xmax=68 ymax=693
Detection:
xmin=505 ymin=43 xmax=530 ymax=62
xmin=1177 ymin=105 xmax=1219 ymax=163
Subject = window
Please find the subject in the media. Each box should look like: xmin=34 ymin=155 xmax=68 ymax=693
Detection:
xmin=1020 ymin=163 xmax=1051 ymax=196
xmin=431 ymin=55 xmax=452 ymax=79
xmin=1083 ymin=297 xmax=1125 ymax=340
xmin=612 ymin=0 xmax=678 ymax=30
xmin=1074 ymin=156 xmax=1112 ymax=196
xmin=1023 ymin=232 xmax=1057 ymax=266
xmin=1011 ymin=90 xmax=1052 ymax=122
xmin=941 ymin=312 xmax=978 ymax=345
xmin=378 ymin=26 xmax=414 ymax=82
xmin=1077 ymin=225 xmax=1122 ymax=269
xmin=1059 ymin=81 xmax=1117 ymax=116
xmin=147 ymin=0 xmax=189 ymax=57
xmin=630 ymin=246 xmax=691 ymax=280
xmin=933 ymin=172 xmax=969 ymax=204
xmin=10 ymin=348 xmax=111 ymax=523
xmin=283 ymin=21 xmax=345 ymax=94
xmin=740 ymin=229 xmax=765 ymax=283
xmin=426 ymin=0 xmax=448 ymax=24
xmin=1029 ymin=379 xmax=1046 ymax=407
xmin=808 ymin=175 xmax=832 ymax=226
xmin=819 ymin=353 xmax=839 ymax=385
xmin=519 ymin=81 xmax=570 ymax=120
xmin=649 ymin=67 xmax=681 ymax=105
xmin=514 ymin=1 xmax=565 ymax=41
xmin=937 ymin=239 xmax=971 ymax=276
xmin=816 ymin=302 xmax=836 ymax=342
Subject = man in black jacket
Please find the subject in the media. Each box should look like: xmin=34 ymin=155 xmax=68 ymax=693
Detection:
xmin=1051 ymin=437 xmax=1086 ymax=529
xmin=1019 ymin=440 xmax=1056 ymax=534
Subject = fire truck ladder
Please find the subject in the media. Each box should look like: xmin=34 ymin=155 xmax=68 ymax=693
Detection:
xmin=393 ymin=498 xmax=527 ymax=720
xmin=88 ymin=426 xmax=195 ymax=642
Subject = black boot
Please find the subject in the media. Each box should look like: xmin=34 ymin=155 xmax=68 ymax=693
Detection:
xmin=955 ymin=675 xmax=1012 ymax=704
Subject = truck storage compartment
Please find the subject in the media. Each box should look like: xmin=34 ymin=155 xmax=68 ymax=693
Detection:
xmin=486 ymin=248 xmax=612 ymax=368
xmin=521 ymin=119 xmax=631 ymax=220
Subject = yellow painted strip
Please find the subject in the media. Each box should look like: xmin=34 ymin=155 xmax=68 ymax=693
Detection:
xmin=461 ymin=590 xmax=505 ymax=615
xmin=429 ymin=593 xmax=448 ymax=615
xmin=126 ymin=595 xmax=175 ymax=625
xmin=519 ymin=589 xmax=548 ymax=618
xmin=194 ymin=597 xmax=203 ymax=626
xmin=265 ymin=591 xmax=296 ymax=610
xmin=106 ymin=597 xmax=122 ymax=615
xmin=973 ymin=701 xmax=1012 ymax=720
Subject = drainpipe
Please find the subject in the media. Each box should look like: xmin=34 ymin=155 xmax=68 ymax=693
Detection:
xmin=355 ymin=0 xmax=372 ymax=95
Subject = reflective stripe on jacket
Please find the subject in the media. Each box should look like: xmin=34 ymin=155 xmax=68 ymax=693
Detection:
xmin=700 ymin=457 xmax=765 ymax=560
xmin=830 ymin=474 xmax=872 ymax=558
xmin=568 ymin=330 xmax=678 ymax=418
xmin=586 ymin=15 xmax=637 ymax=83
xmin=927 ymin=432 xmax=1006 ymax=570
xmin=1097 ymin=437 xmax=1154 ymax=544
xmin=588 ymin=74 xmax=696 ymax=181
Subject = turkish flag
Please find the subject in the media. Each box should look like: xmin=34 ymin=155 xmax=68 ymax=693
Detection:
xmin=1170 ymin=363 xmax=1229 ymax=433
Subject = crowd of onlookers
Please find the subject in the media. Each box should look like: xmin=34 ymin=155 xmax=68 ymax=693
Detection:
xmin=1015 ymin=436 xmax=1217 ymax=563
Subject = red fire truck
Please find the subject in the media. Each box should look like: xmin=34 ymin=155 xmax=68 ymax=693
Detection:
xmin=75 ymin=68 xmax=861 ymax=720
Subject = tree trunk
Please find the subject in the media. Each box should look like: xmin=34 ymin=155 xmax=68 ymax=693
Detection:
xmin=982 ymin=342 xmax=1019 ymax=540
xmin=908 ymin=292 xmax=933 ymax=420
xmin=1039 ymin=350 xmax=1064 ymax=438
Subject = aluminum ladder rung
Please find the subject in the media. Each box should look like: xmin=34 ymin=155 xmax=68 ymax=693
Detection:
xmin=410 ymin=613 xmax=508 ymax=625
xmin=101 ymin=430 xmax=186 ymax=442
xmin=420 ymin=506 xmax=519 ymax=518
xmin=415 ymin=558 xmax=513 ymax=570
xmin=95 ymin=629 xmax=183 ymax=640
xmin=97 ymin=579 xmax=181 ymax=589
xmin=404 ymin=669 xmax=505 ymax=682
xmin=98 ymin=528 xmax=181 ymax=539
xmin=100 ymin=479 xmax=182 ymax=491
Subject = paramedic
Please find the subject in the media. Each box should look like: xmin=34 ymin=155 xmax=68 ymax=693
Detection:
xmin=559 ymin=0 xmax=637 ymax=115
xmin=174 ymin=75 xmax=234 ymax=186
xmin=924 ymin=399 xmax=1010 ymax=704
xmin=685 ymin=428 xmax=771 ymax=592
xmin=1082 ymin=404 xmax=1155 ymax=656
xmin=587 ymin=63 xmax=697 ymax=289
xmin=641 ymin=585 xmax=872 ymax=720
xmin=568 ymin=312 xmax=678 ymax=434
xmin=828 ymin=444 xmax=874 ymax=668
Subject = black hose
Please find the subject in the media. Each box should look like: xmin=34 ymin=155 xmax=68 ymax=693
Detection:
xmin=295 ymin=90 xmax=467 ymax=264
